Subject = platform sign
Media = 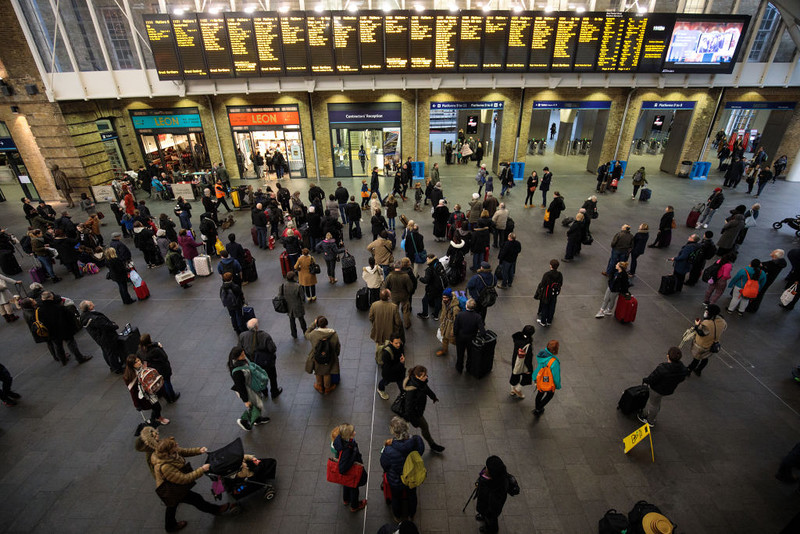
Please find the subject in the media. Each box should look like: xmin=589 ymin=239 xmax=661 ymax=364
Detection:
xmin=623 ymin=422 xmax=654 ymax=462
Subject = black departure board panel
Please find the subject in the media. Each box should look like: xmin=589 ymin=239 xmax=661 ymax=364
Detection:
xmin=144 ymin=11 xmax=750 ymax=79
xmin=143 ymin=15 xmax=181 ymax=80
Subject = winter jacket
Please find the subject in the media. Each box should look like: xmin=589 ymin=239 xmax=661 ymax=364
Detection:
xmin=335 ymin=186 xmax=349 ymax=204
xmin=304 ymin=327 xmax=341 ymax=375
xmin=566 ymin=219 xmax=585 ymax=242
xmin=219 ymin=280 xmax=244 ymax=310
xmin=467 ymin=271 xmax=496 ymax=302
xmin=362 ymin=265 xmax=384 ymax=288
xmin=371 ymin=214 xmax=388 ymax=237
xmin=643 ymin=360 xmax=689 ymax=396
xmin=673 ymin=241 xmax=700 ymax=275
xmin=533 ymin=349 xmax=561 ymax=390
xmin=610 ymin=230 xmax=634 ymax=253
xmin=468 ymin=199 xmax=483 ymax=224
xmin=368 ymin=237 xmax=395 ymax=266
xmin=470 ymin=226 xmax=490 ymax=254
xmin=217 ymin=257 xmax=242 ymax=278
xmin=380 ymin=435 xmax=425 ymax=488
xmin=476 ymin=458 xmax=509 ymax=519
xmin=717 ymin=214 xmax=745 ymax=250
xmin=152 ymin=448 xmax=206 ymax=488
xmin=536 ymin=269 xmax=563 ymax=304
xmin=453 ymin=308 xmax=485 ymax=341
xmin=419 ymin=259 xmax=446 ymax=297
xmin=728 ymin=266 xmax=767 ymax=290
xmin=547 ymin=196 xmax=565 ymax=219
xmin=141 ymin=343 xmax=173 ymax=380
xmin=378 ymin=342 xmax=406 ymax=382
xmin=332 ymin=435 xmax=363 ymax=477
xmin=402 ymin=374 xmax=438 ymax=422
xmin=294 ymin=254 xmax=318 ymax=286
xmin=109 ymin=240 xmax=132 ymax=263
xmin=280 ymin=281 xmax=306 ymax=318
xmin=632 ymin=231 xmax=649 ymax=256
xmin=492 ymin=208 xmax=509 ymax=230
xmin=369 ymin=300 xmax=402 ymax=343
xmin=177 ymin=234 xmax=203 ymax=261
xmin=658 ymin=212 xmax=674 ymax=232
xmin=316 ymin=238 xmax=343 ymax=262
xmin=498 ymin=239 xmax=522 ymax=264
xmin=383 ymin=270 xmax=414 ymax=302
xmin=404 ymin=231 xmax=425 ymax=260
xmin=693 ymin=317 xmax=727 ymax=351
xmin=607 ymin=269 xmax=630 ymax=293
xmin=80 ymin=310 xmax=118 ymax=350
xmin=37 ymin=299 xmax=77 ymax=340
xmin=438 ymin=297 xmax=460 ymax=342
xmin=509 ymin=331 xmax=534 ymax=387
xmin=707 ymin=191 xmax=725 ymax=209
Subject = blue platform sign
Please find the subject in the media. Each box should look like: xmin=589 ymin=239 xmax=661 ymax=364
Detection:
xmin=0 ymin=137 xmax=17 ymax=151
xmin=533 ymin=101 xmax=611 ymax=109
xmin=430 ymin=101 xmax=504 ymax=110
xmin=641 ymin=101 xmax=696 ymax=110
xmin=724 ymin=101 xmax=796 ymax=110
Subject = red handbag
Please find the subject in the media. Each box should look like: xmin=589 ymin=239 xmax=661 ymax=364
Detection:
xmin=326 ymin=452 xmax=365 ymax=488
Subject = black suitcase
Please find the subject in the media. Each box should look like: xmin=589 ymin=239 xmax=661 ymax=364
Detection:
xmin=467 ymin=330 xmax=497 ymax=379
xmin=638 ymin=187 xmax=651 ymax=202
xmin=342 ymin=265 xmax=357 ymax=284
xmin=617 ymin=385 xmax=649 ymax=415
xmin=0 ymin=250 xmax=22 ymax=276
xmin=242 ymin=259 xmax=258 ymax=282
xmin=599 ymin=509 xmax=630 ymax=534
xmin=118 ymin=326 xmax=141 ymax=358
xmin=356 ymin=287 xmax=370 ymax=311
xmin=658 ymin=274 xmax=677 ymax=295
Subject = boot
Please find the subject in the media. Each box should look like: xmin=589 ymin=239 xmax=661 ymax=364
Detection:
xmin=2 ymin=314 xmax=11 ymax=322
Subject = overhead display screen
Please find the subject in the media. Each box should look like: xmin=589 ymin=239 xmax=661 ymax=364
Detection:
xmin=144 ymin=11 xmax=750 ymax=79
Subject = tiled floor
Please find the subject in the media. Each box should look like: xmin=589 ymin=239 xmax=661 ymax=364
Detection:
xmin=1 ymin=158 xmax=799 ymax=533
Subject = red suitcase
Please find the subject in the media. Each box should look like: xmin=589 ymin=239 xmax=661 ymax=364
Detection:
xmin=134 ymin=280 xmax=150 ymax=300
xmin=280 ymin=251 xmax=291 ymax=278
xmin=615 ymin=293 xmax=637 ymax=323
xmin=686 ymin=209 xmax=701 ymax=228
xmin=251 ymin=226 xmax=258 ymax=246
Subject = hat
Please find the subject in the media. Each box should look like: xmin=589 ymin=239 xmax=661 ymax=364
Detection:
xmin=480 ymin=261 xmax=490 ymax=270
xmin=641 ymin=513 xmax=674 ymax=534
xmin=111 ymin=232 xmax=121 ymax=238
xmin=714 ymin=187 xmax=722 ymax=192
xmin=472 ymin=193 xmax=479 ymax=199
xmin=442 ymin=288 xmax=453 ymax=297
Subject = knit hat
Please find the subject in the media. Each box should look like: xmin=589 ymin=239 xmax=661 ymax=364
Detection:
xmin=714 ymin=187 xmax=722 ymax=192
xmin=641 ymin=513 xmax=674 ymax=534
xmin=442 ymin=288 xmax=453 ymax=297
xmin=480 ymin=261 xmax=490 ymax=270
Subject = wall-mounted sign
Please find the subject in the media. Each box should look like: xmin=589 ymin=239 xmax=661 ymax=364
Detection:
xmin=533 ymin=101 xmax=612 ymax=109
xmin=640 ymin=101 xmax=696 ymax=110
xmin=430 ymin=101 xmax=504 ymax=110
xmin=724 ymin=101 xmax=796 ymax=110
xmin=328 ymin=102 xmax=402 ymax=125
xmin=130 ymin=108 xmax=204 ymax=130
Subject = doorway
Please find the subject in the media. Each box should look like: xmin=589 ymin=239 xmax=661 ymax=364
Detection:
xmin=331 ymin=127 xmax=400 ymax=178
xmin=627 ymin=103 xmax=695 ymax=175
xmin=235 ymin=129 xmax=306 ymax=178
xmin=0 ymin=150 xmax=39 ymax=201
xmin=429 ymin=103 xmax=504 ymax=175
xmin=138 ymin=132 xmax=209 ymax=174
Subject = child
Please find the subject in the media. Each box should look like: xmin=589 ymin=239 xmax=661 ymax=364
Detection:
xmin=414 ymin=183 xmax=423 ymax=211
xmin=360 ymin=180 xmax=370 ymax=209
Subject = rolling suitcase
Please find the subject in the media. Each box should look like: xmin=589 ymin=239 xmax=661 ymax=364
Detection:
xmin=242 ymin=305 xmax=256 ymax=322
xmin=341 ymin=251 xmax=357 ymax=283
xmin=29 ymin=264 xmax=46 ymax=283
xmin=268 ymin=235 xmax=275 ymax=250
xmin=355 ymin=286 xmax=370 ymax=311
xmin=194 ymin=253 xmax=212 ymax=276
xmin=251 ymin=226 xmax=259 ymax=246
xmin=242 ymin=258 xmax=258 ymax=282
xmin=466 ymin=329 xmax=497 ymax=379
xmin=686 ymin=203 xmax=704 ymax=227
xmin=118 ymin=325 xmax=141 ymax=357
xmin=133 ymin=280 xmax=150 ymax=300
xmin=658 ymin=274 xmax=677 ymax=295
xmin=0 ymin=250 xmax=22 ymax=275
xmin=280 ymin=251 xmax=292 ymax=278
xmin=638 ymin=187 xmax=651 ymax=202
xmin=599 ymin=509 xmax=630 ymax=534
xmin=617 ymin=385 xmax=649 ymax=415
xmin=614 ymin=293 xmax=638 ymax=323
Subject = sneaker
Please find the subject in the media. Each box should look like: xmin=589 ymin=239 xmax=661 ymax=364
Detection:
xmin=595 ymin=310 xmax=605 ymax=318
xmin=377 ymin=388 xmax=389 ymax=400
xmin=253 ymin=417 xmax=271 ymax=425
xmin=536 ymin=318 xmax=545 ymax=326
xmin=237 ymin=419 xmax=252 ymax=431
xmin=703 ymin=224 xmax=708 ymax=229
xmin=532 ymin=408 xmax=543 ymax=417
xmin=431 ymin=444 xmax=445 ymax=453
xmin=603 ymin=309 xmax=613 ymax=316
xmin=417 ymin=313 xmax=429 ymax=319
xmin=737 ymin=311 xmax=744 ymax=317
xmin=636 ymin=413 xmax=653 ymax=427
xmin=350 ymin=499 xmax=368 ymax=512
xmin=157 ymin=417 xmax=170 ymax=425
xmin=433 ymin=315 xmax=439 ymax=321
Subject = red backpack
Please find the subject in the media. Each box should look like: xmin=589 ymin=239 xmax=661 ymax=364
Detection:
xmin=741 ymin=271 xmax=760 ymax=299
xmin=139 ymin=367 xmax=164 ymax=395
xmin=535 ymin=358 xmax=557 ymax=392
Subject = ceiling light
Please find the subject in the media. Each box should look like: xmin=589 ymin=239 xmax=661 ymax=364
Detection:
xmin=347 ymin=3 xmax=359 ymax=12
xmin=173 ymin=7 xmax=185 ymax=15
xmin=208 ymin=6 xmax=220 ymax=13
xmin=315 ymin=3 xmax=324 ymax=12
xmin=414 ymin=3 xmax=424 ymax=12
xmin=480 ymin=3 xmax=491 ymax=12
xmin=449 ymin=4 xmax=458 ymax=12
xmin=243 ymin=5 xmax=256 ymax=13
xmin=512 ymin=4 xmax=523 ymax=12
xmin=575 ymin=6 xmax=585 ymax=12
xmin=637 ymin=5 xmax=647 ymax=12
xmin=278 ymin=4 xmax=289 ymax=12
xmin=544 ymin=6 xmax=554 ymax=12
xmin=382 ymin=3 xmax=392 ymax=12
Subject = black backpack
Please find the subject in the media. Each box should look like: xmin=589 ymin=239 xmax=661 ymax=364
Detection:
xmin=702 ymin=260 xmax=723 ymax=283
xmin=545 ymin=281 xmax=561 ymax=300
xmin=506 ymin=473 xmax=520 ymax=496
xmin=478 ymin=275 xmax=497 ymax=308
xmin=434 ymin=262 xmax=449 ymax=291
xmin=599 ymin=509 xmax=630 ymax=534
xmin=505 ymin=217 xmax=515 ymax=233
xmin=314 ymin=337 xmax=333 ymax=365
xmin=628 ymin=500 xmax=662 ymax=534
xmin=220 ymin=286 xmax=238 ymax=308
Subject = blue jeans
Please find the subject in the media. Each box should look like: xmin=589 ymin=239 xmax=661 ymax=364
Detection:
xmin=275 ymin=166 xmax=284 ymax=179
xmin=757 ymin=181 xmax=768 ymax=196
xmin=228 ymin=306 xmax=244 ymax=334
xmin=388 ymin=218 xmax=395 ymax=230
xmin=500 ymin=261 xmax=515 ymax=286
xmin=472 ymin=251 xmax=484 ymax=271
xmin=381 ymin=264 xmax=391 ymax=278
xmin=338 ymin=204 xmax=348 ymax=223
xmin=698 ymin=207 xmax=716 ymax=226
xmin=541 ymin=190 xmax=548 ymax=206
xmin=501 ymin=184 xmax=509 ymax=196
xmin=606 ymin=250 xmax=629 ymax=275
xmin=187 ymin=260 xmax=197 ymax=275
xmin=256 ymin=226 xmax=268 ymax=249
xmin=36 ymin=255 xmax=55 ymax=278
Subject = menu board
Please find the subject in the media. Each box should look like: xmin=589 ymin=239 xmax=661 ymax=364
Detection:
xmin=458 ymin=15 xmax=483 ymax=71
xmin=410 ymin=15 xmax=435 ymax=70
xmin=434 ymin=15 xmax=458 ymax=71
xmin=307 ymin=15 xmax=335 ymax=73
xmin=359 ymin=14 xmax=384 ymax=72
xmin=333 ymin=15 xmax=359 ymax=73
xmin=143 ymin=15 xmax=181 ymax=80
xmin=253 ymin=14 xmax=283 ymax=74
xmin=280 ymin=15 xmax=309 ymax=73
xmin=385 ymin=15 xmax=410 ymax=70
xmin=172 ymin=15 xmax=207 ymax=78
xmin=198 ymin=14 xmax=233 ymax=77
xmin=225 ymin=14 xmax=259 ymax=76
xmin=144 ymin=11 xmax=750 ymax=79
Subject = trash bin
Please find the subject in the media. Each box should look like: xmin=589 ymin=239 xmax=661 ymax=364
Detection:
xmin=678 ymin=160 xmax=693 ymax=178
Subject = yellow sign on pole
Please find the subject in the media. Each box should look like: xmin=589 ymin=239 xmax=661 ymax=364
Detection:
xmin=623 ymin=423 xmax=655 ymax=462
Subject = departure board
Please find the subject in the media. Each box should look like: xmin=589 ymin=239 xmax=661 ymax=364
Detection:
xmin=529 ymin=15 xmax=556 ymax=71
xmin=307 ymin=15 xmax=335 ymax=73
xmin=410 ymin=15 xmax=435 ymax=70
xmin=143 ymin=15 xmax=181 ymax=80
xmin=144 ymin=11 xmax=750 ymax=79
xmin=198 ymin=14 xmax=233 ymax=78
xmin=506 ymin=16 xmax=532 ymax=71
xmin=483 ymin=15 xmax=509 ymax=71
xmin=552 ymin=15 xmax=579 ymax=70
xmin=225 ymin=14 xmax=258 ymax=76
xmin=333 ymin=15 xmax=359 ymax=73
xmin=385 ymin=15 xmax=410 ymax=70
xmin=253 ymin=15 xmax=283 ymax=74
xmin=172 ymin=15 xmax=207 ymax=78
xmin=358 ymin=14 xmax=384 ymax=72
xmin=458 ymin=15 xmax=483 ymax=71
xmin=434 ymin=15 xmax=458 ymax=71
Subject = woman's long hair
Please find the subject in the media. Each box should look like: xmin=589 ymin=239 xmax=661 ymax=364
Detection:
xmin=122 ymin=354 xmax=138 ymax=385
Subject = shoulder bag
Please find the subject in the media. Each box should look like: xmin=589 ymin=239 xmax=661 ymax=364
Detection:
xmin=272 ymin=284 xmax=289 ymax=314
xmin=411 ymin=234 xmax=427 ymax=264
xmin=155 ymin=463 xmax=195 ymax=507
xmin=709 ymin=320 xmax=721 ymax=353
xmin=326 ymin=451 xmax=365 ymax=488
xmin=309 ymin=257 xmax=321 ymax=274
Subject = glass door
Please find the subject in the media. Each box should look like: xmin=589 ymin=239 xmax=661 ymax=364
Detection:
xmin=383 ymin=128 xmax=400 ymax=175
xmin=0 ymin=151 xmax=40 ymax=201
xmin=235 ymin=132 xmax=253 ymax=177
xmin=331 ymin=128 xmax=353 ymax=177
xmin=284 ymin=130 xmax=306 ymax=178
xmin=140 ymin=134 xmax=162 ymax=168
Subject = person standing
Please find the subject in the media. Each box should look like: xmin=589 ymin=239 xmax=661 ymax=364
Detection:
xmin=532 ymin=340 xmax=561 ymax=417
xmin=543 ymin=191 xmax=565 ymax=234
xmin=376 ymin=335 xmax=406 ymax=400
xmin=123 ymin=354 xmax=168 ymax=426
xmin=238 ymin=318 xmax=282 ymax=399
xmin=685 ymin=231 xmax=717 ymax=287
xmin=717 ymin=206 xmax=745 ymax=255
xmin=432 ymin=199 xmax=450 ymax=242
xmin=723 ymin=156 xmax=744 ymax=188
xmin=535 ymin=259 xmax=563 ymax=327
xmin=696 ymin=188 xmax=725 ymax=229
xmin=436 ymin=289 xmax=460 ymax=357
xmin=550 ymin=122 xmax=556 ymax=139
xmin=383 ymin=261 xmax=414 ymax=330
xmin=280 ymin=271 xmax=308 ymax=339
xmin=603 ymin=224 xmax=634 ymax=276
xmin=628 ymin=223 xmax=649 ymax=278
xmin=51 ymin=165 xmax=74 ymax=208
xmin=402 ymin=365 xmax=445 ymax=452
xmin=539 ymin=167 xmax=552 ymax=208
xmin=524 ymin=171 xmax=538 ymax=208
xmin=727 ymin=258 xmax=767 ymax=316
xmin=138 ymin=334 xmax=180 ymax=404
xmin=467 ymin=261 xmax=497 ymax=321
xmin=370 ymin=167 xmax=383 ymax=204
xmin=304 ymin=316 xmax=341 ymax=395
xmin=316 ymin=232 xmax=344 ymax=285
xmin=748 ymin=249 xmax=787 ymax=312
xmin=362 ymin=256 xmax=385 ymax=304
xmin=380 ymin=417 xmax=425 ymax=521
xmin=228 ymin=346 xmax=270 ymax=431
xmin=0 ymin=363 xmax=21 ymax=407
xmin=648 ymin=206 xmax=675 ymax=249
xmin=294 ymin=248 xmax=318 ymax=302
xmin=638 ymin=346 xmax=689 ymax=426
xmin=475 ymin=456 xmax=511 ymax=534
xmin=630 ymin=167 xmax=647 ymax=199
xmin=215 ymin=181 xmax=232 ymax=213
xmin=498 ymin=233 xmax=521 ymax=289
xmin=418 ymin=254 xmax=447 ymax=320
xmin=37 ymin=291 xmax=92 ymax=365
xmin=331 ymin=423 xmax=368 ymax=512
xmin=703 ymin=252 xmax=737 ymax=305
xmin=755 ymin=164 xmax=774 ymax=197
xmin=469 ymin=216 xmax=490 ymax=272
xmin=370 ymin=289 xmax=403 ymax=349
xmin=668 ymin=234 xmax=701 ymax=293
xmin=509 ymin=325 xmax=535 ymax=399
xmin=334 ymin=182 xmax=350 ymax=223
xmin=368 ymin=231 xmax=395 ymax=278
xmin=491 ymin=203 xmax=509 ymax=248
xmin=252 ymin=203 xmax=269 ymax=250
xmin=79 ymin=300 xmax=123 ymax=373
xmin=562 ymin=213 xmax=585 ymax=262
xmin=219 ymin=272 xmax=246 ymax=334
xmin=453 ymin=298 xmax=485 ymax=374
xmin=595 ymin=261 xmax=629 ymax=318
xmin=686 ymin=305 xmax=726 ymax=377
xmin=104 ymin=247 xmax=135 ymax=304
xmin=30 ymin=229 xmax=60 ymax=282
xmin=346 ymin=196 xmax=362 ymax=239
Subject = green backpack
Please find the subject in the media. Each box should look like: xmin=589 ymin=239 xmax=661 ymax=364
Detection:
xmin=375 ymin=341 xmax=391 ymax=366
xmin=401 ymin=450 xmax=427 ymax=489
xmin=233 ymin=358 xmax=269 ymax=392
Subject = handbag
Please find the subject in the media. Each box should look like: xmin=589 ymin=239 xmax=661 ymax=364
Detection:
xmin=543 ymin=210 xmax=550 ymax=222
xmin=410 ymin=234 xmax=426 ymax=264
xmin=155 ymin=463 xmax=195 ymax=507
xmin=391 ymin=390 xmax=407 ymax=417
xmin=670 ymin=219 xmax=677 ymax=229
xmin=128 ymin=269 xmax=143 ymax=288
xmin=326 ymin=452 xmax=365 ymax=488
xmin=528 ymin=186 xmax=536 ymax=192
xmin=709 ymin=320 xmax=721 ymax=353
xmin=309 ymin=258 xmax=321 ymax=274
xmin=214 ymin=238 xmax=225 ymax=255
xmin=780 ymin=282 xmax=797 ymax=307
xmin=272 ymin=284 xmax=289 ymax=314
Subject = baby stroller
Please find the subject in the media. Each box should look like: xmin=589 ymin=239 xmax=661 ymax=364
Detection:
xmin=206 ymin=438 xmax=277 ymax=504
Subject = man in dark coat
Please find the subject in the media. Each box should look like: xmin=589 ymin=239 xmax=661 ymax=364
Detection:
xmin=376 ymin=336 xmax=406 ymax=399
xmin=345 ymin=196 xmax=362 ymax=239
xmin=638 ymin=346 xmax=689 ymax=426
xmin=535 ymin=259 xmax=563 ymax=327
xmin=498 ymin=233 xmax=522 ymax=288
xmin=79 ymin=301 xmax=121 ymax=373
xmin=417 ymin=254 xmax=446 ymax=320
xmin=281 ymin=272 xmax=307 ymax=338
xmin=669 ymin=234 xmax=701 ymax=292
xmin=108 ymin=232 xmax=132 ymax=263
xmin=38 ymin=291 xmax=92 ymax=365
xmin=51 ymin=165 xmax=74 ymax=208
xmin=252 ymin=203 xmax=269 ymax=250
xmin=476 ymin=455 xmax=511 ymax=534
xmin=238 ymin=318 xmax=282 ymax=399
xmin=686 ymin=231 xmax=717 ymax=286
xmin=334 ymin=182 xmax=350 ymax=223
xmin=543 ymin=192 xmax=564 ymax=234
xmin=453 ymin=298 xmax=485 ymax=374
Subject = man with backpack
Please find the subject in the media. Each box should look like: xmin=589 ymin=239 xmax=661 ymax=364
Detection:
xmin=238 ymin=318 xmax=282 ymax=399
xmin=532 ymin=340 xmax=561 ymax=417
xmin=696 ymin=188 xmax=725 ymax=229
xmin=669 ymin=234 xmax=701 ymax=293
xmin=304 ymin=316 xmax=341 ymax=395
xmin=417 ymin=254 xmax=448 ymax=320
xmin=467 ymin=261 xmax=497 ymax=321
xmin=685 ymin=231 xmax=717 ymax=287
xmin=535 ymin=259 xmax=563 ymax=327
xmin=219 ymin=272 xmax=246 ymax=334
xmin=453 ymin=299 xmax=485 ymax=374
xmin=638 ymin=346 xmax=689 ymax=427
xmin=217 ymin=250 xmax=243 ymax=286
